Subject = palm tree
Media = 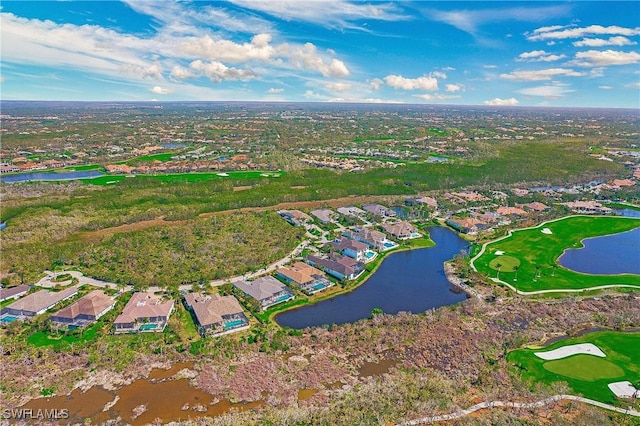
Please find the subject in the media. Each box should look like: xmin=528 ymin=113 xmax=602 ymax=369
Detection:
xmin=513 ymin=265 xmax=519 ymax=281
xmin=495 ymin=262 xmax=502 ymax=280
xmin=534 ymin=265 xmax=541 ymax=281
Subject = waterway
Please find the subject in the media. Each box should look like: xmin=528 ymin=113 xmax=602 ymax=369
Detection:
xmin=558 ymin=226 xmax=640 ymax=275
xmin=0 ymin=170 xmax=104 ymax=183
xmin=276 ymin=227 xmax=469 ymax=329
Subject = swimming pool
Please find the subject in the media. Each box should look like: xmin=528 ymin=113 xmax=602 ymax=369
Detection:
xmin=139 ymin=323 xmax=158 ymax=331
xmin=224 ymin=319 xmax=246 ymax=329
xmin=0 ymin=315 xmax=19 ymax=323
xmin=310 ymin=283 xmax=327 ymax=291
xmin=364 ymin=250 xmax=376 ymax=259
xmin=382 ymin=241 xmax=397 ymax=249
xmin=410 ymin=232 xmax=421 ymax=238
xmin=274 ymin=294 xmax=293 ymax=303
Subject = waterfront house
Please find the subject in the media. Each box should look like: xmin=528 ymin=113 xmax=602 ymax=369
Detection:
xmin=1 ymin=286 xmax=79 ymax=319
xmin=113 ymin=292 xmax=174 ymax=333
xmin=183 ymin=292 xmax=248 ymax=336
xmin=446 ymin=217 xmax=487 ymax=235
xmin=332 ymin=237 xmax=369 ymax=261
xmin=343 ymin=227 xmax=388 ymax=250
xmin=49 ymin=290 xmax=115 ymax=328
xmin=234 ymin=276 xmax=294 ymax=310
xmin=278 ymin=209 xmax=313 ymax=226
xmin=381 ymin=221 xmax=420 ymax=240
xmin=0 ymin=284 xmax=30 ymax=302
xmin=306 ymin=254 xmax=365 ymax=281
xmin=310 ymin=208 xmax=336 ymax=224
xmin=561 ymin=201 xmax=613 ymax=215
xmin=276 ymin=262 xmax=334 ymax=294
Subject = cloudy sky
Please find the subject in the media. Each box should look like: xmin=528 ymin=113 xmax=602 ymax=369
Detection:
xmin=1 ymin=1 xmax=639 ymax=107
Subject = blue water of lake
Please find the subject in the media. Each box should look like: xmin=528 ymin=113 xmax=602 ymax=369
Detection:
xmin=0 ymin=171 xmax=104 ymax=183
xmin=558 ymin=226 xmax=640 ymax=275
xmin=276 ymin=227 xmax=468 ymax=329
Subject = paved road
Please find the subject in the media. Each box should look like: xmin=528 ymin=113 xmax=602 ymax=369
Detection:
xmin=37 ymin=270 xmax=126 ymax=290
xmin=397 ymin=394 xmax=640 ymax=425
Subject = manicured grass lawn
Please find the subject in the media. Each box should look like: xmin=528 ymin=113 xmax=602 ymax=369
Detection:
xmin=474 ymin=216 xmax=640 ymax=292
xmin=508 ymin=331 xmax=640 ymax=404
xmin=79 ymin=171 xmax=285 ymax=186
xmin=488 ymin=255 xmax=520 ymax=271
xmin=28 ymin=322 xmax=101 ymax=350
xmin=62 ymin=164 xmax=103 ymax=171
xmin=543 ymin=355 xmax=625 ymax=381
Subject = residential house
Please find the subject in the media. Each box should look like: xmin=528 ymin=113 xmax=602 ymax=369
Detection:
xmin=276 ymin=262 xmax=334 ymax=295
xmin=0 ymin=284 xmax=30 ymax=302
xmin=446 ymin=217 xmax=488 ymax=235
xmin=337 ymin=206 xmax=366 ymax=217
xmin=310 ymin=208 xmax=336 ymax=224
xmin=381 ymin=221 xmax=420 ymax=239
xmin=343 ymin=227 xmax=388 ymax=250
xmin=522 ymin=202 xmax=549 ymax=212
xmin=362 ymin=203 xmax=395 ymax=218
xmin=278 ymin=209 xmax=313 ymax=226
xmin=1 ymin=286 xmax=79 ymax=319
xmin=561 ymin=201 xmax=613 ymax=215
xmin=405 ymin=196 xmax=438 ymax=209
xmin=0 ymin=163 xmax=20 ymax=173
xmin=332 ymin=237 xmax=369 ymax=261
xmin=113 ymin=292 xmax=174 ymax=333
xmin=306 ymin=254 xmax=365 ymax=281
xmin=496 ymin=206 xmax=528 ymax=217
xmin=183 ymin=292 xmax=248 ymax=336
xmin=49 ymin=290 xmax=115 ymax=328
xmin=234 ymin=276 xmax=294 ymax=310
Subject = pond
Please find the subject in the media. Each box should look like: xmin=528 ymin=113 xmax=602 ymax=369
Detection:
xmin=558 ymin=226 xmax=640 ymax=275
xmin=0 ymin=170 xmax=104 ymax=183
xmin=275 ymin=227 xmax=468 ymax=329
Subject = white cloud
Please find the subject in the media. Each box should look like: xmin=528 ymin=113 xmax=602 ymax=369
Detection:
xmin=150 ymin=86 xmax=172 ymax=94
xmin=527 ymin=25 xmax=640 ymax=41
xmin=483 ymin=64 xmax=498 ymax=69
xmin=280 ymin=43 xmax=350 ymax=78
xmin=517 ymin=50 xmax=566 ymax=62
xmin=228 ymin=0 xmax=407 ymax=30
xmin=171 ymin=65 xmax=196 ymax=80
xmin=384 ymin=74 xmax=439 ymax=91
xmin=189 ymin=60 xmax=257 ymax=82
xmin=573 ymin=36 xmax=637 ymax=47
xmin=445 ymin=84 xmax=463 ymax=92
xmin=427 ymin=5 xmax=570 ymax=36
xmin=627 ymin=82 xmax=640 ymax=89
xmin=414 ymin=93 xmax=461 ymax=101
xmin=267 ymin=87 xmax=284 ymax=94
xmin=483 ymin=97 xmax=519 ymax=106
xmin=518 ymin=84 xmax=574 ymax=98
xmin=430 ymin=71 xmax=447 ymax=79
xmin=598 ymin=85 xmax=613 ymax=90
xmin=369 ymin=78 xmax=384 ymax=91
xmin=328 ymin=97 xmax=403 ymax=104
xmin=571 ymin=50 xmax=640 ymax=67
xmin=500 ymin=68 xmax=586 ymax=81
xmin=325 ymin=82 xmax=352 ymax=92
xmin=178 ymin=33 xmax=275 ymax=62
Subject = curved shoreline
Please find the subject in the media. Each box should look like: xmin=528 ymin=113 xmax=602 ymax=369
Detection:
xmin=558 ymin=227 xmax=640 ymax=276
xmin=469 ymin=215 xmax=640 ymax=295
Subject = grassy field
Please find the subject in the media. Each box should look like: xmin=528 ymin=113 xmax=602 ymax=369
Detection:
xmin=473 ymin=216 xmax=640 ymax=292
xmin=79 ymin=170 xmax=284 ymax=186
xmin=508 ymin=331 xmax=640 ymax=404
xmin=27 ymin=322 xmax=101 ymax=350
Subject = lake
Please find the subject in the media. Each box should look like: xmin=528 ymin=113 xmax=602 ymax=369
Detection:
xmin=558 ymin=226 xmax=640 ymax=275
xmin=0 ymin=170 xmax=104 ymax=183
xmin=276 ymin=227 xmax=468 ymax=329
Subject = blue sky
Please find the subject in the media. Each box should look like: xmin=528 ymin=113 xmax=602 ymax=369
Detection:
xmin=1 ymin=1 xmax=639 ymax=107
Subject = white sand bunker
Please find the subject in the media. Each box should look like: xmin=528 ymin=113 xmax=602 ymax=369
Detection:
xmin=534 ymin=343 xmax=606 ymax=360
xmin=495 ymin=250 xmax=505 ymax=255
xmin=541 ymin=228 xmax=553 ymax=234
xmin=216 ymin=172 xmax=229 ymax=177
xmin=608 ymin=381 xmax=639 ymax=398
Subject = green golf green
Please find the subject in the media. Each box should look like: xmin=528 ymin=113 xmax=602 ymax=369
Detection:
xmin=474 ymin=216 xmax=640 ymax=292
xmin=488 ymin=255 xmax=520 ymax=271
xmin=508 ymin=331 xmax=640 ymax=404
xmin=542 ymin=355 xmax=625 ymax=381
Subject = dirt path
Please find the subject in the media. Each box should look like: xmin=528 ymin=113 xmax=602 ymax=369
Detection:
xmin=79 ymin=218 xmax=187 ymax=242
